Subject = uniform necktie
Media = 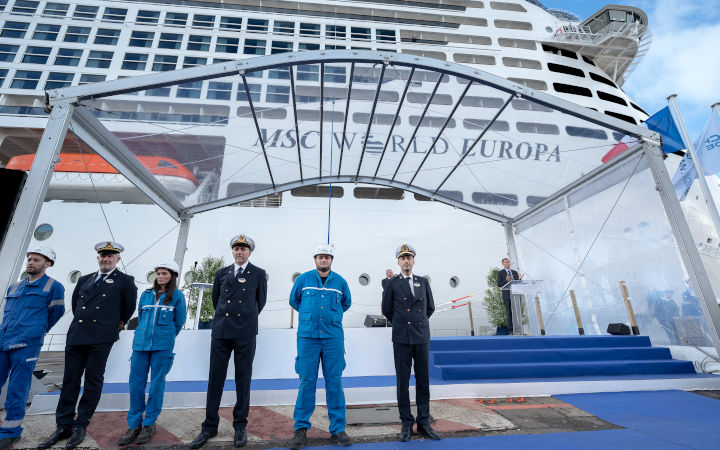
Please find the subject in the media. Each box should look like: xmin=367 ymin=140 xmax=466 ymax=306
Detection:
xmin=95 ymin=274 xmax=107 ymax=287
xmin=236 ymin=267 xmax=243 ymax=277
xmin=407 ymin=276 xmax=415 ymax=296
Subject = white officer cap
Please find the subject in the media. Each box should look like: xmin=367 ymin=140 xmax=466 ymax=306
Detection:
xmin=27 ymin=246 xmax=56 ymax=266
xmin=95 ymin=241 xmax=124 ymax=254
xmin=314 ymin=243 xmax=334 ymax=258
xmin=230 ymin=234 xmax=255 ymax=251
xmin=154 ymin=259 xmax=180 ymax=275
xmin=395 ymin=244 xmax=416 ymax=259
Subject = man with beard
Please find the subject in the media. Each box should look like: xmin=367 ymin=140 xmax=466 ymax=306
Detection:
xmin=288 ymin=244 xmax=351 ymax=449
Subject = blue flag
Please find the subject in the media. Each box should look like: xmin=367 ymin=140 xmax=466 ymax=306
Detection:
xmin=643 ymin=106 xmax=685 ymax=154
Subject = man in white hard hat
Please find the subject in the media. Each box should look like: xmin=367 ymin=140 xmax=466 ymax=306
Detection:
xmin=288 ymin=244 xmax=352 ymax=449
xmin=0 ymin=247 xmax=64 ymax=449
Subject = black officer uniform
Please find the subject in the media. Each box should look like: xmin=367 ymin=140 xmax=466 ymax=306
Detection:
xmin=55 ymin=243 xmax=137 ymax=433
xmin=381 ymin=247 xmax=435 ymax=431
xmin=200 ymin=237 xmax=267 ymax=438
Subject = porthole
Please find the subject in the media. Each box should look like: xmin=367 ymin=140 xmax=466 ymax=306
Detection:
xmin=423 ymin=275 xmax=431 ymax=285
xmin=146 ymin=271 xmax=156 ymax=284
xmin=359 ymin=273 xmax=370 ymax=286
xmin=545 ymin=26 xmax=553 ymax=33
xmin=450 ymin=276 xmax=460 ymax=288
xmin=34 ymin=223 xmax=53 ymax=241
xmin=266 ymin=273 xmax=270 ymax=282
xmin=292 ymin=272 xmax=301 ymax=283
xmin=19 ymin=272 xmax=27 ymax=280
xmin=69 ymin=270 xmax=82 ymax=283
xmin=183 ymin=271 xmax=194 ymax=284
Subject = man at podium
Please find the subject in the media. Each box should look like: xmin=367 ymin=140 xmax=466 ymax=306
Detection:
xmin=497 ymin=258 xmax=523 ymax=334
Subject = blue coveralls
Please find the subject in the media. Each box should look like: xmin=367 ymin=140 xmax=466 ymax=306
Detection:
xmin=0 ymin=274 xmax=64 ymax=438
xmin=127 ymin=289 xmax=186 ymax=428
xmin=289 ymin=270 xmax=351 ymax=434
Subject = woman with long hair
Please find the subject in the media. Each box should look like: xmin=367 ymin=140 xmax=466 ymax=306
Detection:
xmin=119 ymin=260 xmax=187 ymax=446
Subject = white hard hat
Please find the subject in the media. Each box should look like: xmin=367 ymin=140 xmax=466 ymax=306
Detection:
xmin=27 ymin=246 xmax=56 ymax=266
xmin=314 ymin=244 xmax=334 ymax=258
xmin=154 ymin=259 xmax=180 ymax=275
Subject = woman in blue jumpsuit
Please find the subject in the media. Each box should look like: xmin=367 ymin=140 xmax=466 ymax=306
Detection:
xmin=118 ymin=260 xmax=186 ymax=446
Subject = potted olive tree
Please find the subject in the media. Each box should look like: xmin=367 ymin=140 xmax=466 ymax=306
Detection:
xmin=184 ymin=256 xmax=224 ymax=329
xmin=482 ymin=267 xmax=509 ymax=335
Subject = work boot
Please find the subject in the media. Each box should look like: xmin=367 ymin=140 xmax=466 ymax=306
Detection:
xmin=37 ymin=427 xmax=72 ymax=449
xmin=118 ymin=427 xmax=141 ymax=446
xmin=135 ymin=425 xmax=156 ymax=445
xmin=331 ymin=431 xmax=351 ymax=446
xmin=289 ymin=428 xmax=307 ymax=449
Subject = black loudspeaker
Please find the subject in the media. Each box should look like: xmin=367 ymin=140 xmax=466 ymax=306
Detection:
xmin=0 ymin=168 xmax=27 ymax=247
xmin=364 ymin=314 xmax=388 ymax=327
xmin=607 ymin=322 xmax=631 ymax=335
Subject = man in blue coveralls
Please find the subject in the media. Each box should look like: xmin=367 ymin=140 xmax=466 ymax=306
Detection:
xmin=0 ymin=247 xmax=64 ymax=449
xmin=288 ymin=244 xmax=352 ymax=449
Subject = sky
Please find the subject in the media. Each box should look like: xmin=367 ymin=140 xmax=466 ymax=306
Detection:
xmin=546 ymin=0 xmax=720 ymax=138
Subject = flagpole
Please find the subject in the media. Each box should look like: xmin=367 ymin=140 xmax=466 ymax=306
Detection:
xmin=667 ymin=94 xmax=720 ymax=237
xmin=713 ymin=102 xmax=720 ymax=121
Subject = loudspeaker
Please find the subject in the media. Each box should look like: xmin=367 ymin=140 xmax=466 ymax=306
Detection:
xmin=607 ymin=322 xmax=631 ymax=335
xmin=0 ymin=168 xmax=27 ymax=247
xmin=364 ymin=314 xmax=388 ymax=327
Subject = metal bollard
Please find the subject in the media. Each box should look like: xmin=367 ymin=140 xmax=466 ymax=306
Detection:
xmin=290 ymin=309 xmax=294 ymax=329
xmin=535 ymin=296 xmax=546 ymax=335
xmin=569 ymin=290 xmax=585 ymax=335
xmin=619 ymin=280 xmax=640 ymax=335
xmin=468 ymin=301 xmax=475 ymax=336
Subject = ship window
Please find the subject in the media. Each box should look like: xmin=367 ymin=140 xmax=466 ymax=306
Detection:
xmin=243 ymin=39 xmax=266 ymax=55
xmin=453 ymin=54 xmax=495 ymax=65
xmin=102 ymin=7 xmax=126 ymax=22
xmin=64 ymin=26 xmax=90 ymax=43
xmin=463 ymin=119 xmax=510 ymax=131
xmin=55 ymin=48 xmax=82 ymax=66
xmin=269 ymin=68 xmax=290 ymax=80
xmin=43 ymin=2 xmax=68 ymax=17
xmin=121 ymin=53 xmax=148 ymax=71
xmin=69 ymin=270 xmax=82 ymax=284
xmin=136 ymin=10 xmax=160 ymax=24
xmin=220 ymin=16 xmax=243 ymax=31
xmin=12 ymin=0 xmax=38 ymax=15
xmin=213 ymin=58 xmax=231 ymax=64
xmin=376 ymin=29 xmax=396 ymax=42
xmin=297 ymin=64 xmax=319 ymax=81
xmin=526 ymin=195 xmax=546 ymax=207
xmin=292 ymin=272 xmax=301 ymax=283
xmin=95 ymin=28 xmax=121 ymax=45
xmin=511 ymin=99 xmax=553 ymax=112
xmin=193 ymin=14 xmax=215 ymax=29
xmin=589 ymin=72 xmax=616 ymax=88
xmin=612 ymin=131 xmax=625 ymax=142
xmin=326 ymin=25 xmax=346 ymax=39
xmin=462 ymin=96 xmax=503 ymax=108
xmin=86 ymin=50 xmax=113 ymax=68
xmin=502 ymin=57 xmax=541 ymax=70
xmin=237 ymin=106 xmax=286 ymax=119
xmin=129 ymin=31 xmax=154 ymax=48
xmin=146 ymin=271 xmax=156 ymax=284
xmin=0 ymin=44 xmax=18 ymax=62
xmin=0 ymin=69 xmax=7 ymax=86
xmin=351 ymin=27 xmax=371 ymax=40
xmin=164 ymin=12 xmax=188 ymax=27
xmin=597 ymin=90 xmax=628 ymax=106
xmin=355 ymin=187 xmax=404 ymax=200
xmin=359 ymin=274 xmax=370 ymax=286
xmin=498 ymin=38 xmax=536 ymax=50
xmin=449 ymin=276 xmax=460 ymax=288
xmin=187 ymin=35 xmax=210 ymax=52
xmin=237 ymin=83 xmax=260 ymax=102
xmin=325 ymin=43 xmax=347 ymax=49
xmin=472 ymin=192 xmax=518 ymax=206
xmin=352 ymin=112 xmax=398 ymax=125
xmin=548 ymin=63 xmax=585 ymax=78
xmin=32 ymin=24 xmax=61 ymax=41
xmin=410 ymin=116 xmax=456 ymax=128
xmin=216 ymin=37 xmax=239 ymax=54
xmin=152 ymin=55 xmax=177 ymax=71
xmin=605 ymin=110 xmax=637 ymax=125
xmin=158 ymin=33 xmax=182 ymax=50
xmin=300 ymin=23 xmax=320 ymax=37
xmin=177 ymin=81 xmax=202 ymax=98
xmin=79 ymin=74 xmax=105 ymax=84
xmin=491 ymin=1 xmax=526 ymax=11
xmin=296 ymin=110 xmax=344 ymax=122
xmin=566 ymin=126 xmax=608 ymax=140
xmin=19 ymin=272 xmax=27 ymax=281
xmin=145 ymin=86 xmax=170 ymax=97
xmin=274 ymin=21 xmax=294 ymax=35
xmin=495 ymin=19 xmax=532 ymax=30
xmin=630 ymin=102 xmax=647 ymax=115
xmin=299 ymin=43 xmax=320 ymax=51
xmin=402 ymin=49 xmax=447 ymax=61
xmin=1 ymin=21 xmax=30 ymax=39
xmin=207 ymin=82 xmax=232 ymax=100
xmin=10 ymin=70 xmax=41 ymax=89
xmin=517 ymin=122 xmax=559 ymax=135
xmin=291 ymin=185 xmax=344 ymax=198
xmin=408 ymin=93 xmax=452 ymax=105
xmin=247 ymin=18 xmax=268 ymax=32
xmin=582 ymin=55 xmax=595 ymax=65
xmin=34 ymin=223 xmax=53 ymax=240
xmin=509 ymin=78 xmax=547 ymax=91
xmin=271 ymin=41 xmax=293 ymax=54
xmin=324 ymin=65 xmax=346 ymax=83
xmin=22 ymin=46 xmax=52 ymax=64
xmin=541 ymin=43 xmax=577 ymax=59
xmin=553 ymin=82 xmax=592 ymax=97
xmin=45 ymin=72 xmax=74 ymax=89
xmin=73 ymin=5 xmax=97 ymax=20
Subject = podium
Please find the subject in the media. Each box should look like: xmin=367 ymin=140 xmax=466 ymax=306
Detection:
xmin=501 ymin=280 xmax=542 ymax=335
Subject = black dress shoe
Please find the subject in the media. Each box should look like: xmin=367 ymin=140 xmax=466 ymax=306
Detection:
xmin=118 ymin=427 xmax=141 ymax=446
xmin=37 ymin=427 xmax=72 ymax=449
xmin=65 ymin=426 xmax=87 ymax=449
xmin=289 ymin=428 xmax=307 ymax=450
xmin=135 ymin=425 xmax=156 ymax=445
xmin=331 ymin=431 xmax=351 ymax=446
xmin=190 ymin=430 xmax=217 ymax=449
xmin=399 ymin=424 xmax=412 ymax=442
xmin=0 ymin=437 xmax=20 ymax=450
xmin=418 ymin=424 xmax=441 ymax=440
xmin=234 ymin=429 xmax=247 ymax=447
